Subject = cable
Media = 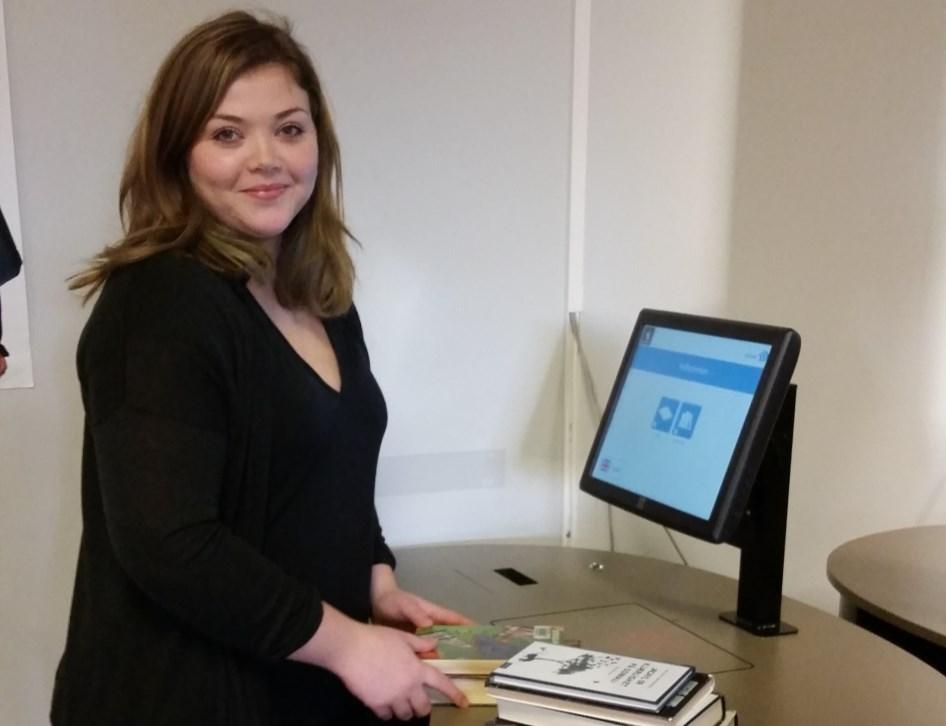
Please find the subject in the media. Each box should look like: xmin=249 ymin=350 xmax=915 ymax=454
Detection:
xmin=665 ymin=528 xmax=689 ymax=567
xmin=568 ymin=311 xmax=603 ymax=416
xmin=568 ymin=311 xmax=688 ymax=566
xmin=568 ymin=312 xmax=612 ymax=551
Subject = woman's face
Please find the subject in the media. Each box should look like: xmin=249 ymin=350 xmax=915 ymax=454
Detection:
xmin=188 ymin=64 xmax=318 ymax=250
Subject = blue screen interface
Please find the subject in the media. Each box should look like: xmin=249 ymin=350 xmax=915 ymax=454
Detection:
xmin=591 ymin=326 xmax=772 ymax=520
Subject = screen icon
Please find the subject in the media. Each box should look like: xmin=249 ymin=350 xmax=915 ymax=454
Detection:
xmin=672 ymin=402 xmax=702 ymax=439
xmin=652 ymin=397 xmax=679 ymax=433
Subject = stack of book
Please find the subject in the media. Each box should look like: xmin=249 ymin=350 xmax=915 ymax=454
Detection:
xmin=488 ymin=715 xmax=737 ymax=726
xmin=418 ymin=624 xmax=567 ymax=705
xmin=484 ymin=642 xmax=736 ymax=725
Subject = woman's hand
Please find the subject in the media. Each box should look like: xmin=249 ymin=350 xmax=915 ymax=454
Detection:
xmin=336 ymin=621 xmax=467 ymax=719
xmin=370 ymin=564 xmax=473 ymax=630
xmin=289 ymin=603 xmax=468 ymax=719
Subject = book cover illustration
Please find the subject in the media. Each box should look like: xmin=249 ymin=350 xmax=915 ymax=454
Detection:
xmin=418 ymin=624 xmax=565 ymax=665
xmin=492 ymin=642 xmax=693 ymax=710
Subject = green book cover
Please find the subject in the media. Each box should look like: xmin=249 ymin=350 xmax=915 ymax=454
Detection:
xmin=418 ymin=624 xmax=567 ymax=675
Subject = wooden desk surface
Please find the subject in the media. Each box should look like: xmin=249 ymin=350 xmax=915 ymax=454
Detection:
xmin=827 ymin=525 xmax=946 ymax=647
xmin=396 ymin=543 xmax=946 ymax=725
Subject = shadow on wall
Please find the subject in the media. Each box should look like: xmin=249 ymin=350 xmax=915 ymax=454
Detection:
xmin=723 ymin=0 xmax=946 ymax=607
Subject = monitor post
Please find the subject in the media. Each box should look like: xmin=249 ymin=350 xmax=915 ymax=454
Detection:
xmin=720 ymin=383 xmax=798 ymax=636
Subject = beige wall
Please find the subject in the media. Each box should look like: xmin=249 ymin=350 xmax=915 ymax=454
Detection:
xmin=726 ymin=0 xmax=946 ymax=609
xmin=573 ymin=0 xmax=946 ymax=614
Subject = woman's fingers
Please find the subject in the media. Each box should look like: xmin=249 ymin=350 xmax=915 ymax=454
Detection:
xmin=408 ymin=594 xmax=473 ymax=626
xmin=405 ymin=632 xmax=439 ymax=654
xmin=427 ymin=603 xmax=473 ymax=625
xmin=399 ymin=596 xmax=433 ymax=628
xmin=373 ymin=705 xmax=393 ymax=720
xmin=409 ymin=687 xmax=432 ymax=718
xmin=391 ymin=699 xmax=414 ymax=721
xmin=423 ymin=665 xmax=469 ymax=709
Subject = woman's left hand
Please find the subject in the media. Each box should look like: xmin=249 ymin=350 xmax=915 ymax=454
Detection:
xmin=370 ymin=564 xmax=473 ymax=630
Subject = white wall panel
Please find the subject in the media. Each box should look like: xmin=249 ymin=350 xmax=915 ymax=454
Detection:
xmin=574 ymin=0 xmax=744 ymax=569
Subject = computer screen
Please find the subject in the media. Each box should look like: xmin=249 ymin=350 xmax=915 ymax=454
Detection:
xmin=580 ymin=309 xmax=800 ymax=543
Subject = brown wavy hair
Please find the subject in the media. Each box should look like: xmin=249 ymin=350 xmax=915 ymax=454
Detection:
xmin=70 ymin=10 xmax=354 ymax=316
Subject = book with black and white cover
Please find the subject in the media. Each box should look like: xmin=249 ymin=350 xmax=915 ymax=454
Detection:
xmin=490 ymin=642 xmax=694 ymax=712
xmin=487 ymin=672 xmax=718 ymax=726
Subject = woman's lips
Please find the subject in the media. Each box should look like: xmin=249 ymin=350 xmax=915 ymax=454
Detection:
xmin=243 ymin=184 xmax=288 ymax=200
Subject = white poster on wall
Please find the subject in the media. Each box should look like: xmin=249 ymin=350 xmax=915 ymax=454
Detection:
xmin=0 ymin=0 xmax=33 ymax=388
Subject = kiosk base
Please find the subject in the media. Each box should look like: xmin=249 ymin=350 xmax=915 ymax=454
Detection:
xmin=720 ymin=610 xmax=798 ymax=636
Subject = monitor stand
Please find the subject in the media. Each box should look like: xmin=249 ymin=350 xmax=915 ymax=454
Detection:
xmin=720 ymin=384 xmax=798 ymax=636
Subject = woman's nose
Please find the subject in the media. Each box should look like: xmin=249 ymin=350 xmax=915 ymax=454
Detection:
xmin=248 ymin=135 xmax=281 ymax=173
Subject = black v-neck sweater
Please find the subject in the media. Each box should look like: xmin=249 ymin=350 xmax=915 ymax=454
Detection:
xmin=51 ymin=252 xmax=395 ymax=725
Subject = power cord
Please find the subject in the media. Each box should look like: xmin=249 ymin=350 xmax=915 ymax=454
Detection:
xmin=568 ymin=312 xmax=689 ymax=566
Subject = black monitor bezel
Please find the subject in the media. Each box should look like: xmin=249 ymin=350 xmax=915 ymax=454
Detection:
xmin=579 ymin=309 xmax=800 ymax=544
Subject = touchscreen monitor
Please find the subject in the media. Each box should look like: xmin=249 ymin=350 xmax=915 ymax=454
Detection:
xmin=580 ymin=309 xmax=800 ymax=543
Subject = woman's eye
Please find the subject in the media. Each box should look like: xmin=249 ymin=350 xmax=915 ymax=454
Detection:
xmin=211 ymin=128 xmax=240 ymax=143
xmin=279 ymin=124 xmax=305 ymax=138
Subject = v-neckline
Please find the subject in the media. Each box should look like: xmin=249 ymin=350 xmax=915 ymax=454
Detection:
xmin=240 ymin=283 xmax=343 ymax=396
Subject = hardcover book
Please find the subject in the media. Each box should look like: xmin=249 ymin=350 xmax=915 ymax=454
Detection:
xmin=485 ymin=715 xmax=736 ymax=726
xmin=490 ymin=692 xmax=725 ymax=726
xmin=488 ymin=672 xmax=720 ymax=726
xmin=489 ymin=642 xmax=694 ymax=712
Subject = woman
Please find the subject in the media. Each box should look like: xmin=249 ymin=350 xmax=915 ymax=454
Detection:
xmin=53 ymin=11 xmax=469 ymax=725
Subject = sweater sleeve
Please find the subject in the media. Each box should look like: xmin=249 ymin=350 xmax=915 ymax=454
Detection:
xmin=344 ymin=304 xmax=396 ymax=570
xmin=372 ymin=507 xmax=396 ymax=569
xmin=81 ymin=261 xmax=321 ymax=662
